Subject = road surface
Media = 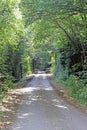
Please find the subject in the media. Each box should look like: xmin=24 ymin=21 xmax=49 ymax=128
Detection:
xmin=10 ymin=73 xmax=87 ymax=130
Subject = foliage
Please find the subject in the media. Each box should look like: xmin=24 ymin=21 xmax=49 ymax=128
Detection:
xmin=64 ymin=75 xmax=87 ymax=106
xmin=20 ymin=0 xmax=87 ymax=106
xmin=20 ymin=0 xmax=87 ymax=73
xmin=0 ymin=0 xmax=32 ymax=96
xmin=76 ymin=87 xmax=87 ymax=106
xmin=0 ymin=0 xmax=87 ymax=106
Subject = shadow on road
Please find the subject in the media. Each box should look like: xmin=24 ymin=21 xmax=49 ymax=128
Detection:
xmin=4 ymin=73 xmax=87 ymax=130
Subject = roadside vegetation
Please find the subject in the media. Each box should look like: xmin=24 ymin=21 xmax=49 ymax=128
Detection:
xmin=0 ymin=0 xmax=87 ymax=108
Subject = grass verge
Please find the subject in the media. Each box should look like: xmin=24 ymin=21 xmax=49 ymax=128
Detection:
xmin=49 ymin=75 xmax=87 ymax=114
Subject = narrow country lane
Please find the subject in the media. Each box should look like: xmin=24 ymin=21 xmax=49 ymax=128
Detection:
xmin=10 ymin=73 xmax=87 ymax=130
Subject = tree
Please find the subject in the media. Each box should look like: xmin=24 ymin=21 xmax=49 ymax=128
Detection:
xmin=0 ymin=0 xmax=31 ymax=84
xmin=20 ymin=0 xmax=87 ymax=78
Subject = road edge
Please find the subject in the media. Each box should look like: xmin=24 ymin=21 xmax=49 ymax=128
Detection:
xmin=48 ymin=76 xmax=87 ymax=115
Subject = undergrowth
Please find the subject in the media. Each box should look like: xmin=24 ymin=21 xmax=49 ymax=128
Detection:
xmin=0 ymin=76 xmax=29 ymax=101
xmin=54 ymin=75 xmax=87 ymax=106
xmin=0 ymin=76 xmax=14 ymax=100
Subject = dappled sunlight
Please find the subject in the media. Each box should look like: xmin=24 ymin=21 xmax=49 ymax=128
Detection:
xmin=14 ymin=73 xmax=53 ymax=94
xmin=13 ymin=126 xmax=21 ymax=130
xmin=13 ymin=74 xmax=69 ymax=113
xmin=52 ymin=99 xmax=61 ymax=104
xmin=16 ymin=86 xmax=53 ymax=93
xmin=54 ymin=105 xmax=69 ymax=110
xmin=18 ymin=86 xmax=53 ymax=93
xmin=11 ymin=88 xmax=70 ymax=130
xmin=0 ymin=87 xmax=24 ymax=130
xmin=34 ymin=73 xmax=52 ymax=79
xmin=19 ymin=87 xmax=41 ymax=93
xmin=44 ymin=87 xmax=53 ymax=91
xmin=9 ymin=74 xmax=71 ymax=130
xmin=18 ymin=113 xmax=33 ymax=119
xmin=52 ymin=99 xmax=69 ymax=110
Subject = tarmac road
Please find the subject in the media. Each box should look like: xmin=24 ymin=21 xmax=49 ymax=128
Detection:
xmin=11 ymin=73 xmax=87 ymax=130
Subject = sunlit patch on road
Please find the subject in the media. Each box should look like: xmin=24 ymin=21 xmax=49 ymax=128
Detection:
xmin=16 ymin=73 xmax=53 ymax=93
xmin=10 ymin=73 xmax=87 ymax=130
xmin=52 ymin=99 xmax=69 ymax=110
xmin=18 ymin=113 xmax=33 ymax=119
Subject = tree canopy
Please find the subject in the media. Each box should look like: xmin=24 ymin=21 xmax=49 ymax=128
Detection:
xmin=0 ymin=0 xmax=87 ymax=105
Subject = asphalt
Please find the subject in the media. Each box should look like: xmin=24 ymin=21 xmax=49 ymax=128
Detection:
xmin=10 ymin=73 xmax=87 ymax=130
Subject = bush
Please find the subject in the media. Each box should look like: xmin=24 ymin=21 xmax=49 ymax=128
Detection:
xmin=64 ymin=75 xmax=87 ymax=106
xmin=65 ymin=75 xmax=81 ymax=93
xmin=54 ymin=74 xmax=87 ymax=106
xmin=0 ymin=76 xmax=14 ymax=100
xmin=75 ymin=87 xmax=87 ymax=106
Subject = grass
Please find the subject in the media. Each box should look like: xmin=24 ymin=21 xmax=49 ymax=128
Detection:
xmin=54 ymin=75 xmax=87 ymax=107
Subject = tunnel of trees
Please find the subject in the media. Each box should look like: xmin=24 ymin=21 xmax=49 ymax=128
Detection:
xmin=0 ymin=0 xmax=87 ymax=105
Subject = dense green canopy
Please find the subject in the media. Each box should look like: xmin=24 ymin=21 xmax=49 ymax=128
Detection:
xmin=0 ymin=0 xmax=87 ymax=105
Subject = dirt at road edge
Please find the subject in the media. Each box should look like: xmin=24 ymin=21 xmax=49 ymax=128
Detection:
xmin=49 ymin=78 xmax=87 ymax=115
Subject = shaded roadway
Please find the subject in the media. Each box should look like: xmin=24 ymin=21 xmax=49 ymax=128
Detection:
xmin=10 ymin=73 xmax=87 ymax=130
